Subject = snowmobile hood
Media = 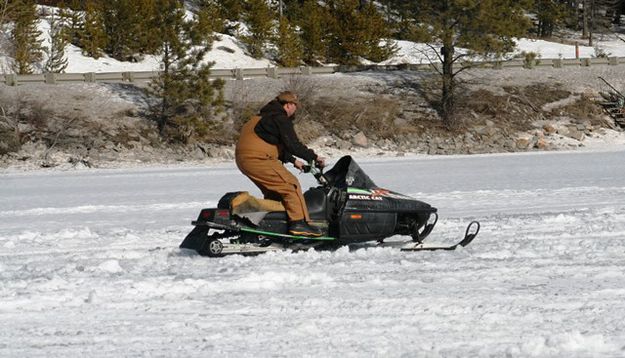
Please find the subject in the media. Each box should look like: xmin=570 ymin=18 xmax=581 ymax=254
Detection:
xmin=324 ymin=155 xmax=378 ymax=189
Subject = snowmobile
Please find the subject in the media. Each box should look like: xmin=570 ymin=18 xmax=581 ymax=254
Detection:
xmin=180 ymin=155 xmax=480 ymax=257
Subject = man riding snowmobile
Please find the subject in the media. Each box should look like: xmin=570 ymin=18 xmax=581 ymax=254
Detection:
xmin=235 ymin=91 xmax=327 ymax=237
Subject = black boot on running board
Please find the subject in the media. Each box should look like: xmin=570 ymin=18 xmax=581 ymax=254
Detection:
xmin=288 ymin=220 xmax=323 ymax=237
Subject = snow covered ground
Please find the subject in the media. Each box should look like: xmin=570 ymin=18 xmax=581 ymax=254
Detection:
xmin=2 ymin=149 xmax=625 ymax=357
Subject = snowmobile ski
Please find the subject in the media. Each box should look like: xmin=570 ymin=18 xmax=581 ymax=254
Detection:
xmin=400 ymin=221 xmax=480 ymax=252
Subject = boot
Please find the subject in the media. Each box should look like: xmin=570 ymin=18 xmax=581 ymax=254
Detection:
xmin=288 ymin=220 xmax=323 ymax=237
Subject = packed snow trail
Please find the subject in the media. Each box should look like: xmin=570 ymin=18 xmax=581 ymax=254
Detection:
xmin=1 ymin=150 xmax=625 ymax=357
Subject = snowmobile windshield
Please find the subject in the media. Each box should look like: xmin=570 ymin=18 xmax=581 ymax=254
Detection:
xmin=323 ymin=155 xmax=378 ymax=189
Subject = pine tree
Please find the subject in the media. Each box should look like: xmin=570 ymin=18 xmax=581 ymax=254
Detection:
xmin=278 ymin=0 xmax=301 ymax=20
xmin=1 ymin=0 xmax=9 ymax=28
xmin=9 ymin=0 xmax=45 ymax=74
xmin=132 ymin=0 xmax=160 ymax=56
xmin=297 ymin=0 xmax=329 ymax=64
xmin=193 ymin=4 xmax=220 ymax=45
xmin=100 ymin=0 xmax=136 ymax=60
xmin=533 ymin=0 xmax=570 ymax=38
xmin=359 ymin=1 xmax=396 ymax=63
xmin=148 ymin=0 xmax=224 ymax=143
xmin=44 ymin=10 xmax=68 ymax=72
xmin=406 ymin=0 xmax=532 ymax=127
xmin=242 ymin=0 xmax=275 ymax=59
xmin=327 ymin=0 xmax=364 ymax=64
xmin=377 ymin=0 xmax=430 ymax=41
xmin=79 ymin=0 xmax=106 ymax=58
xmin=326 ymin=0 xmax=394 ymax=65
xmin=1 ymin=0 xmax=10 ymax=59
xmin=582 ymin=0 xmax=621 ymax=44
xmin=193 ymin=0 xmax=242 ymax=35
xmin=193 ymin=0 xmax=227 ymax=34
xmin=276 ymin=16 xmax=303 ymax=67
xmin=614 ymin=0 xmax=625 ymax=25
xmin=96 ymin=0 xmax=165 ymax=59
xmin=60 ymin=0 xmax=84 ymax=47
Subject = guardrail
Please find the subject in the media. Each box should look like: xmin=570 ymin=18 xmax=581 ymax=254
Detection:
xmin=1 ymin=57 xmax=624 ymax=86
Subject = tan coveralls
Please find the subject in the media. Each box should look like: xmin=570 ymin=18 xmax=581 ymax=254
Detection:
xmin=235 ymin=116 xmax=309 ymax=222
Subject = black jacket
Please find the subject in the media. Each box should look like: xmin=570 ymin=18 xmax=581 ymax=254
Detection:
xmin=254 ymin=100 xmax=317 ymax=163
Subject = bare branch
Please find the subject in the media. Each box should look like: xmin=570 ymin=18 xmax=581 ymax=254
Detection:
xmin=0 ymin=0 xmax=11 ymax=73
xmin=450 ymin=53 xmax=470 ymax=65
xmin=424 ymin=43 xmax=444 ymax=63
xmin=0 ymin=93 xmax=21 ymax=139
xmin=422 ymin=43 xmax=443 ymax=76
xmin=43 ymin=116 xmax=79 ymax=161
xmin=450 ymin=63 xmax=474 ymax=79
xmin=0 ymin=0 xmax=8 ymax=26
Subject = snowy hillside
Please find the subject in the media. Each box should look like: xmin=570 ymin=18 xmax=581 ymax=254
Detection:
xmin=45 ymin=33 xmax=625 ymax=73
xmin=2 ymin=150 xmax=625 ymax=356
xmin=3 ymin=5 xmax=625 ymax=74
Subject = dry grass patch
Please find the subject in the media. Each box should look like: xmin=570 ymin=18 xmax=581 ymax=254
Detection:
xmin=300 ymin=96 xmax=402 ymax=139
xmin=559 ymin=94 xmax=606 ymax=124
xmin=503 ymin=83 xmax=571 ymax=107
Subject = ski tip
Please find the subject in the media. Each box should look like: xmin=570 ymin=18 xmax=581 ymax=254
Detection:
xmin=466 ymin=221 xmax=480 ymax=236
xmin=458 ymin=221 xmax=480 ymax=247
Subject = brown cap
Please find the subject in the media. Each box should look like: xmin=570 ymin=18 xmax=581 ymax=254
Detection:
xmin=276 ymin=91 xmax=299 ymax=105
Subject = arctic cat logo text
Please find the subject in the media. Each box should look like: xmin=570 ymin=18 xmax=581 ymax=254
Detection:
xmin=349 ymin=194 xmax=383 ymax=201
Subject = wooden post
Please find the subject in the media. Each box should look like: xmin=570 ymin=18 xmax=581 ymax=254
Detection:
xmin=44 ymin=73 xmax=57 ymax=84
xmin=5 ymin=74 xmax=18 ymax=86
xmin=122 ymin=72 xmax=135 ymax=82
xmin=267 ymin=67 xmax=278 ymax=79
xmin=84 ymin=72 xmax=96 ymax=83
xmin=582 ymin=58 xmax=591 ymax=67
xmin=234 ymin=68 xmax=243 ymax=80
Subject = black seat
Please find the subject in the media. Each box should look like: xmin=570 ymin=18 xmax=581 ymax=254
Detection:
xmin=264 ymin=211 xmax=288 ymax=221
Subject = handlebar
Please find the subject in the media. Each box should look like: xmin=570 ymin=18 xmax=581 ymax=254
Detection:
xmin=302 ymin=161 xmax=329 ymax=186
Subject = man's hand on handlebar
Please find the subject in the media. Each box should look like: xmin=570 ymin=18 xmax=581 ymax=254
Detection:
xmin=294 ymin=159 xmax=306 ymax=172
xmin=315 ymin=156 xmax=326 ymax=168
xmin=295 ymin=157 xmax=326 ymax=173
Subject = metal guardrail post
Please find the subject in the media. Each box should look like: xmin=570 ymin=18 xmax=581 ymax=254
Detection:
xmin=234 ymin=68 xmax=243 ymax=80
xmin=582 ymin=58 xmax=591 ymax=67
xmin=552 ymin=59 xmax=563 ymax=68
xmin=302 ymin=66 xmax=312 ymax=75
xmin=84 ymin=72 xmax=96 ymax=82
xmin=267 ymin=67 xmax=278 ymax=79
xmin=5 ymin=74 xmax=17 ymax=86
xmin=122 ymin=72 xmax=135 ymax=82
xmin=44 ymin=73 xmax=57 ymax=84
